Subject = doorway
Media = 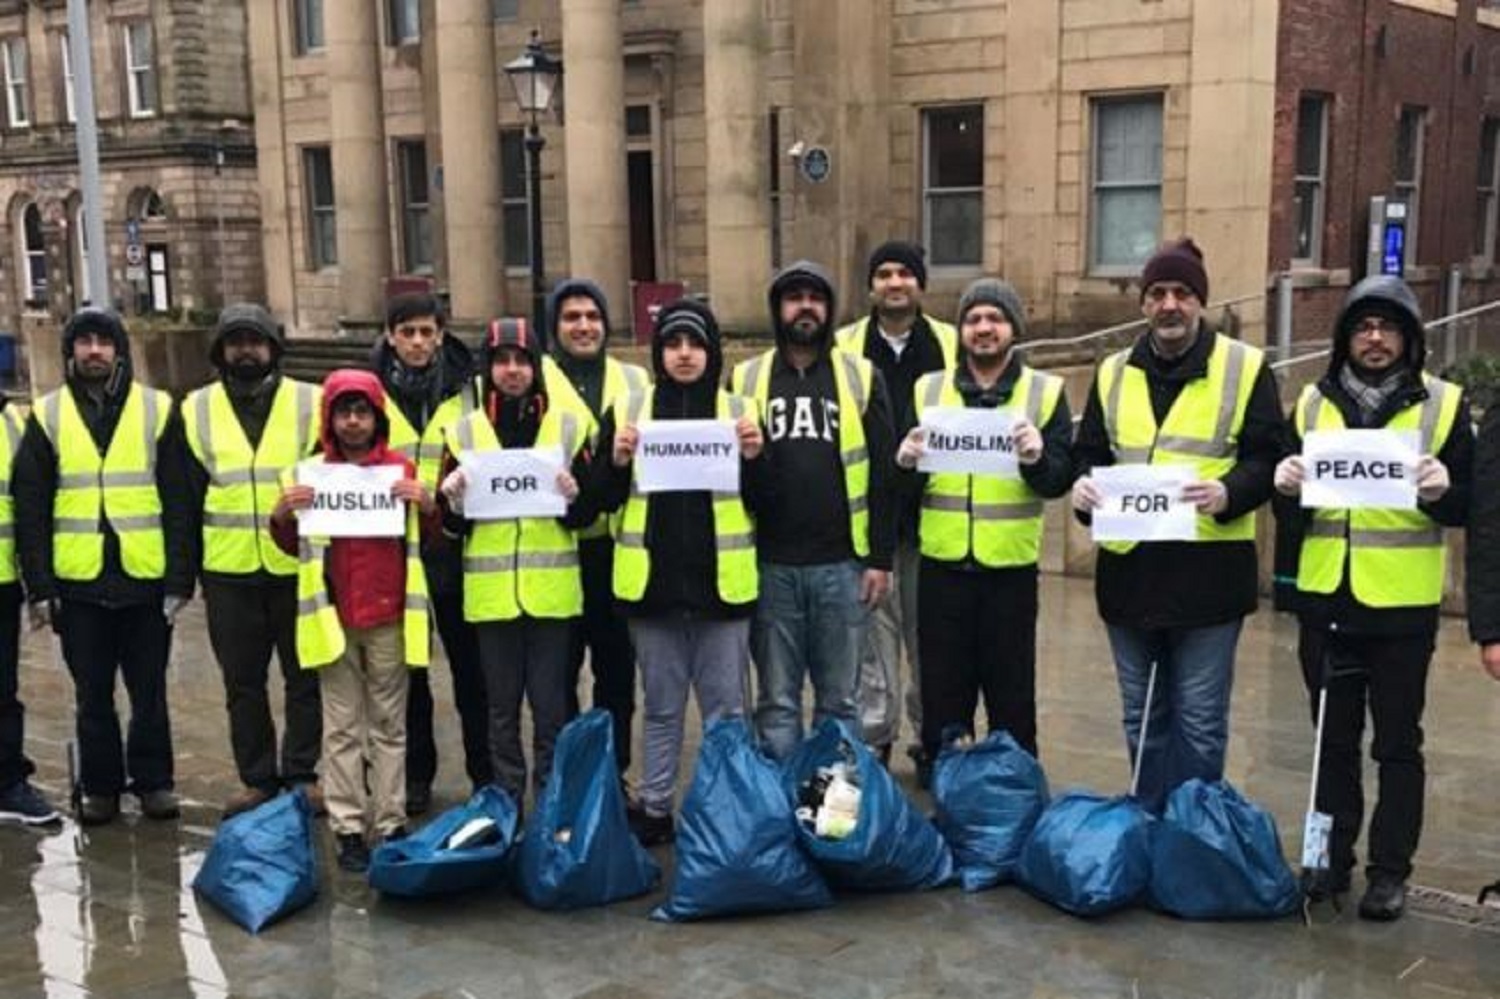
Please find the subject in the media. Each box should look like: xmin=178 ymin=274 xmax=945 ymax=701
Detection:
xmin=627 ymin=150 xmax=657 ymax=283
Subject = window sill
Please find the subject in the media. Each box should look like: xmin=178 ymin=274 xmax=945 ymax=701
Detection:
xmin=129 ymin=110 xmax=157 ymax=120
xmin=1282 ymin=267 xmax=1352 ymax=289
xmin=1403 ymin=264 xmax=1443 ymax=283
xmin=1391 ymin=0 xmax=1458 ymax=16
xmin=504 ymin=266 xmax=533 ymax=277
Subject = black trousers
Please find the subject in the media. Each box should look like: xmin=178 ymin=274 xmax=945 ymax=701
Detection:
xmin=59 ymin=600 xmax=174 ymax=796
xmin=406 ymin=587 xmax=492 ymax=790
xmin=0 ymin=584 xmax=29 ymax=790
xmin=1298 ymin=625 xmax=1434 ymax=882
xmin=567 ymin=537 xmax=635 ymax=771
xmin=477 ymin=617 xmax=575 ymax=801
xmin=203 ymin=577 xmax=320 ymax=791
xmin=917 ymin=559 xmax=1039 ymax=759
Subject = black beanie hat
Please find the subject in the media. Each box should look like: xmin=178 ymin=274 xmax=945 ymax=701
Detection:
xmin=866 ymin=240 xmax=928 ymax=290
xmin=1140 ymin=237 xmax=1209 ymax=304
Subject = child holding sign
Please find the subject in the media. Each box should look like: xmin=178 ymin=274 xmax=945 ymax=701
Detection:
xmin=270 ymin=369 xmax=439 ymax=874
xmin=592 ymin=299 xmax=767 ymax=846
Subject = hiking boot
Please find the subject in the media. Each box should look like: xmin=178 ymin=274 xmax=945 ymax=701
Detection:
xmin=627 ymin=804 xmax=675 ymax=847
xmin=138 ymin=789 xmax=180 ymax=820
xmin=223 ymin=785 xmax=274 ymax=819
xmin=405 ymin=782 xmax=431 ymax=818
xmin=78 ymin=794 xmax=120 ymax=826
xmin=336 ymin=834 xmax=370 ymax=873
xmin=1300 ymin=867 xmax=1351 ymax=903
xmin=1359 ymin=874 xmax=1407 ymax=922
xmin=0 ymin=781 xmax=61 ymax=826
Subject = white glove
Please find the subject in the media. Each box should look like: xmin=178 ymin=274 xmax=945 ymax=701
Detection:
xmin=1071 ymin=475 xmax=1102 ymax=513
xmin=1273 ymin=456 xmax=1305 ymax=496
xmin=163 ymin=596 xmax=189 ymax=625
xmin=1415 ymin=456 xmax=1450 ymax=503
xmin=896 ymin=428 xmax=927 ymax=470
xmin=440 ymin=467 xmax=469 ymax=513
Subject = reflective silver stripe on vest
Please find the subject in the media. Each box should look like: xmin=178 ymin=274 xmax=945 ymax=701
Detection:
xmin=1211 ymin=341 xmax=1249 ymax=447
xmin=1150 ymin=435 xmax=1236 ymax=459
xmin=616 ymin=531 xmax=645 ymax=548
xmin=107 ymin=514 xmax=161 ymax=532
xmin=57 ymin=471 xmax=156 ymax=488
xmin=0 ymin=412 xmax=19 ymax=491
xmin=1115 ymin=447 xmax=1151 ymax=463
xmin=54 ymin=517 xmax=101 ymax=533
xmin=1023 ymin=371 xmax=1046 ymax=426
xmin=1303 ymin=519 xmax=1441 ymax=548
xmin=1301 ymin=391 xmax=1325 ymax=433
xmin=719 ymin=532 xmax=755 ymax=550
xmin=559 ymin=412 xmax=580 ymax=460
xmin=623 ymin=365 xmax=648 ymax=395
xmin=295 ymin=382 xmax=316 ymax=453
xmin=455 ymin=416 xmax=477 ymax=454
xmin=39 ymin=391 xmax=62 ymax=445
xmin=625 ymin=391 xmax=648 ymax=426
xmin=1419 ymin=381 xmax=1452 ymax=453
xmin=923 ymin=373 xmax=946 ymax=409
xmin=1101 ymin=353 xmax=1129 ymax=450
xmin=1305 ymin=519 xmax=1343 ymax=538
xmin=741 ymin=355 xmax=768 ymax=399
xmin=920 ymin=494 xmax=1042 ymax=520
xmin=141 ymin=386 xmax=161 ymax=467
xmin=838 ymin=352 xmax=869 ymax=414
xmin=726 ymin=396 xmax=748 ymax=421
xmin=0 ymin=524 xmax=14 ymax=540
xmin=204 ymin=512 xmax=259 ymax=529
xmin=849 ymin=494 xmax=868 ymax=515
xmin=843 ymin=446 xmax=869 ymax=465
xmin=465 ymin=551 xmax=579 ymax=572
xmin=193 ymin=389 xmax=216 ymax=477
xmin=405 ymin=593 xmax=430 ymax=614
xmin=211 ymin=468 xmax=256 ymax=486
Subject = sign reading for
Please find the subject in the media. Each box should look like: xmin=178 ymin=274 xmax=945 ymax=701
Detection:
xmin=296 ymin=462 xmax=405 ymax=538
xmin=635 ymin=420 xmax=739 ymax=494
xmin=1302 ymin=429 xmax=1419 ymax=510
xmin=1090 ymin=464 xmax=1197 ymax=543
xmin=917 ymin=406 xmax=1019 ymax=477
xmin=460 ymin=447 xmax=567 ymax=520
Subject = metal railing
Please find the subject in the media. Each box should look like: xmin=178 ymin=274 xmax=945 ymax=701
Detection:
xmin=1269 ymin=297 xmax=1500 ymax=371
xmin=1017 ymin=292 xmax=1266 ymax=355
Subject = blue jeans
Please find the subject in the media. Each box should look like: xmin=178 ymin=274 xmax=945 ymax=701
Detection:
xmin=753 ymin=561 xmax=868 ymax=761
xmin=1106 ymin=619 xmax=1242 ymax=812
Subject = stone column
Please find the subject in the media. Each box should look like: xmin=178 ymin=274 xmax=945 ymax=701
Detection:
xmin=1002 ymin=1 xmax=1061 ymax=323
xmin=433 ymin=0 xmax=501 ymax=322
xmin=704 ymin=0 xmax=771 ymax=333
xmin=245 ymin=0 xmax=296 ymax=322
xmin=561 ymin=0 xmax=631 ymax=331
xmin=326 ymin=0 xmax=390 ymax=321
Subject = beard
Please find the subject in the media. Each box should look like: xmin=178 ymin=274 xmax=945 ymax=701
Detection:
xmin=228 ymin=358 xmax=274 ymax=382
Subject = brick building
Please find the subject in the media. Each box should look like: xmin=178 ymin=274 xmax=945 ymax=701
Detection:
xmin=247 ymin=0 xmax=1500 ymax=350
xmin=0 ymin=0 xmax=259 ymax=372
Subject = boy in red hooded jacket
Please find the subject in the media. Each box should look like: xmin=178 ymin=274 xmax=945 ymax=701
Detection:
xmin=270 ymin=369 xmax=439 ymax=873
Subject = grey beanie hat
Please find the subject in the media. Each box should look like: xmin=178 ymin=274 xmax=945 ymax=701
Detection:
xmin=956 ymin=278 xmax=1027 ymax=339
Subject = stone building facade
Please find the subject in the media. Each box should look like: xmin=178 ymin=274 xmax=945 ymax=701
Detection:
xmin=0 ymin=0 xmax=259 ymax=373
xmin=248 ymin=0 xmax=1500 ymax=347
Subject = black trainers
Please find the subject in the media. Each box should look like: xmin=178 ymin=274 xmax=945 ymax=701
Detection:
xmin=0 ymin=781 xmax=62 ymax=826
xmin=1359 ymin=874 xmax=1407 ymax=922
xmin=137 ymin=789 xmax=180 ymax=820
xmin=336 ymin=834 xmax=370 ymax=873
xmin=405 ymin=783 xmax=431 ymax=818
xmin=627 ymin=805 xmax=675 ymax=847
xmin=1300 ymin=866 xmax=1351 ymax=903
xmin=78 ymin=793 xmax=120 ymax=826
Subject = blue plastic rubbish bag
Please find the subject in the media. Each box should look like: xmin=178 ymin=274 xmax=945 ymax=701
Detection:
xmin=932 ymin=730 xmax=1050 ymax=892
xmin=514 ymin=709 xmax=661 ymax=910
xmin=782 ymin=718 xmax=953 ymax=891
xmin=1149 ymin=779 xmax=1300 ymax=920
xmin=653 ymin=719 xmax=832 ymax=921
xmin=368 ymin=785 xmax=520 ymax=897
xmin=193 ymin=788 xmax=319 ymax=933
xmin=1016 ymin=790 xmax=1153 ymax=916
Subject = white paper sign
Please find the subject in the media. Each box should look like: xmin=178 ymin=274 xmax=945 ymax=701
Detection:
xmin=916 ymin=407 xmax=1020 ymax=477
xmin=296 ymin=462 xmax=405 ymax=538
xmin=460 ymin=448 xmax=566 ymax=520
xmin=1301 ymin=429 xmax=1419 ymax=510
xmin=1091 ymin=464 xmax=1198 ymax=543
xmin=635 ymin=420 xmax=740 ymax=494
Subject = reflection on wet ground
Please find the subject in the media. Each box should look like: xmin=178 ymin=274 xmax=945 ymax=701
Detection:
xmin=3 ymin=575 xmax=1500 ymax=998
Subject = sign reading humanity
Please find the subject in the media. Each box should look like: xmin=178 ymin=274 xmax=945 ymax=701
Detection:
xmin=295 ymin=462 xmax=405 ymax=538
xmin=635 ymin=420 xmax=740 ymax=494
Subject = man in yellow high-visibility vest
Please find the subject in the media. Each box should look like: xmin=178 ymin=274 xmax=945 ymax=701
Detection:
xmin=14 ymin=308 xmax=196 ymax=826
xmin=184 ymin=304 xmax=322 ymax=818
xmin=1275 ymin=276 xmax=1471 ymax=920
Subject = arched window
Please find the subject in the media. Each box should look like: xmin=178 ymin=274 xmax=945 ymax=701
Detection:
xmin=18 ymin=203 xmax=46 ymax=307
xmin=142 ymin=189 xmax=166 ymax=221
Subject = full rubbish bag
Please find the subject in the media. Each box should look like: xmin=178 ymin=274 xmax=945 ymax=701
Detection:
xmin=931 ymin=730 xmax=1050 ymax=892
xmin=783 ymin=718 xmax=953 ymax=891
xmin=193 ymin=787 xmax=319 ymax=933
xmin=1149 ymin=779 xmax=1300 ymax=920
xmin=513 ymin=709 xmax=661 ymax=910
xmin=368 ymin=785 xmax=520 ymax=897
xmin=1015 ymin=790 xmax=1154 ymax=916
xmin=653 ymin=719 xmax=833 ymax=921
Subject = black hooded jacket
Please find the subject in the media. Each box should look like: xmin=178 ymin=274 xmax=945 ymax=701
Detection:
xmin=371 ymin=332 xmax=476 ymax=436
xmin=742 ymin=261 xmax=898 ymax=570
xmin=547 ymin=278 xmax=613 ymax=417
xmin=1286 ymin=275 xmax=1472 ymax=636
xmin=15 ymin=310 xmax=196 ymax=606
xmin=593 ymin=299 xmax=771 ymax=618
xmin=1072 ymin=317 xmax=1285 ymax=629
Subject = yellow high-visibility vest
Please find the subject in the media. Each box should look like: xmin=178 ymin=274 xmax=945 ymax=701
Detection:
xmin=384 ymin=377 xmax=482 ymax=493
xmin=550 ymin=355 xmax=650 ymax=540
xmin=731 ymin=346 xmax=874 ymax=558
xmin=0 ymin=406 xmax=23 ymax=585
xmin=1095 ymin=334 xmax=1263 ymax=554
xmin=445 ymin=398 xmax=596 ymax=622
xmin=1294 ymin=374 xmax=1461 ymax=608
xmin=836 ymin=316 xmax=960 ymax=369
xmin=914 ymin=366 xmax=1063 ymax=567
xmin=611 ymin=389 xmax=758 ymax=604
xmin=36 ymin=382 xmax=171 ymax=581
xmin=184 ymin=378 xmax=319 ymax=575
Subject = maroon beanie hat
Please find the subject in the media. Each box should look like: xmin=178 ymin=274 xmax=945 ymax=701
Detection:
xmin=1140 ymin=237 xmax=1209 ymax=304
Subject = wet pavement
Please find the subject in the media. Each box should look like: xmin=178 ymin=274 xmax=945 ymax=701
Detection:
xmin=3 ymin=574 xmax=1500 ymax=999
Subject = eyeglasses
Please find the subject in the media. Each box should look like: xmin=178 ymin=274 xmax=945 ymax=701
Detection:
xmin=1351 ymin=318 xmax=1401 ymax=338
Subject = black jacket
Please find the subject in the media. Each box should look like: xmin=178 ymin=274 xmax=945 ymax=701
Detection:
xmin=1072 ymin=323 xmax=1284 ymax=629
xmin=1468 ymin=405 xmax=1500 ymax=645
xmin=1285 ymin=276 xmax=1473 ymax=636
xmin=15 ymin=378 xmax=196 ymax=606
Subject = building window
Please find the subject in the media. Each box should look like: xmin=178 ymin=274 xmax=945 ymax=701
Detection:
xmin=303 ymin=146 xmax=337 ymax=269
xmin=493 ymin=0 xmax=520 ymax=20
xmin=388 ymin=0 xmax=419 ymax=45
xmin=19 ymin=203 xmax=46 ymax=306
xmin=1394 ymin=105 xmax=1425 ymax=261
xmin=124 ymin=21 xmax=157 ymax=118
xmin=1477 ymin=119 xmax=1500 ymax=261
xmin=501 ymin=129 xmax=531 ymax=268
xmin=2 ymin=38 xmax=29 ymax=129
xmin=1090 ymin=95 xmax=1163 ymax=272
xmin=141 ymin=188 xmax=167 ymax=221
xmin=921 ymin=105 xmax=984 ymax=268
xmin=397 ymin=141 xmax=432 ymax=273
xmin=1292 ymin=94 xmax=1328 ymax=265
xmin=294 ymin=0 xmax=325 ymax=55
xmin=59 ymin=33 xmax=75 ymax=124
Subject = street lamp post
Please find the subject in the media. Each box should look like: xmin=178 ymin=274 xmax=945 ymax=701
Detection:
xmin=213 ymin=119 xmax=246 ymax=308
xmin=504 ymin=31 xmax=563 ymax=342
